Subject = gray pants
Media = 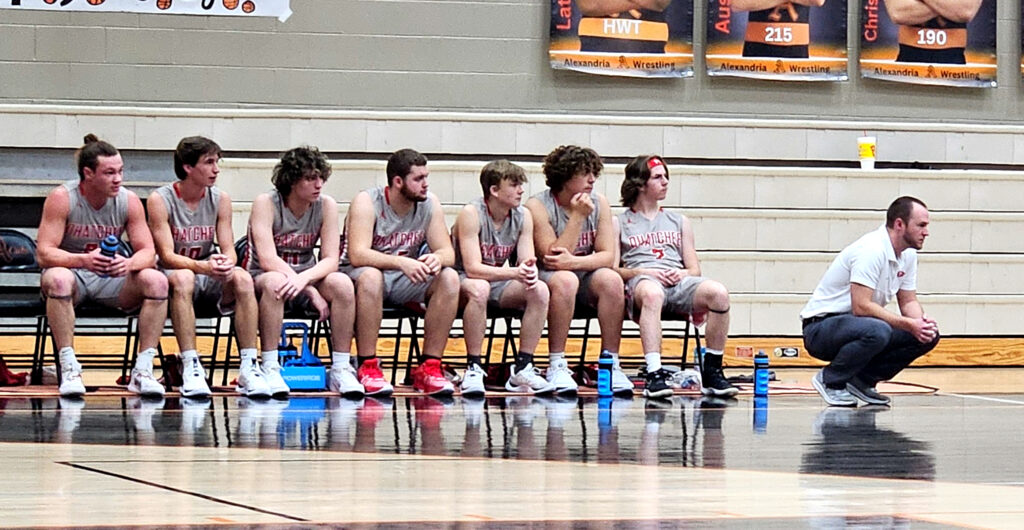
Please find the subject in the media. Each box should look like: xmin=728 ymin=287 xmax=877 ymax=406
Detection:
xmin=802 ymin=314 xmax=939 ymax=388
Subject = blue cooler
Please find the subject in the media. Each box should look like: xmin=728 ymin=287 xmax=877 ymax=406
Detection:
xmin=278 ymin=322 xmax=327 ymax=391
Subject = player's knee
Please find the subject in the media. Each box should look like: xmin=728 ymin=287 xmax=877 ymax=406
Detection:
xmin=231 ymin=269 xmax=255 ymax=296
xmin=41 ymin=269 xmax=75 ymax=297
xmin=527 ymin=281 xmax=550 ymax=307
xmin=355 ymin=269 xmax=384 ymax=298
xmin=546 ymin=271 xmax=579 ymax=298
xmin=168 ymin=270 xmax=196 ymax=295
xmin=325 ymin=273 xmax=355 ymax=301
xmin=637 ymin=286 xmax=664 ymax=309
xmin=436 ymin=267 xmax=460 ymax=293
xmin=139 ymin=269 xmax=169 ymax=298
xmin=462 ymin=280 xmax=489 ymax=307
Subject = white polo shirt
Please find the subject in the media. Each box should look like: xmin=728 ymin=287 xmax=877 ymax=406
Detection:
xmin=799 ymin=225 xmax=917 ymax=320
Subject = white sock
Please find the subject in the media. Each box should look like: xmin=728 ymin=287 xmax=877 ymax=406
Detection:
xmin=135 ymin=348 xmax=157 ymax=371
xmin=332 ymin=352 xmax=351 ymax=369
xmin=645 ymin=352 xmax=662 ymax=372
xmin=549 ymin=352 xmax=565 ymax=364
xmin=261 ymin=351 xmax=279 ymax=368
xmin=181 ymin=349 xmax=198 ymax=361
xmin=705 ymin=348 xmax=724 ymax=357
xmin=59 ymin=346 xmax=76 ymax=366
xmin=605 ymin=350 xmax=621 ymax=369
xmin=240 ymin=348 xmax=258 ymax=362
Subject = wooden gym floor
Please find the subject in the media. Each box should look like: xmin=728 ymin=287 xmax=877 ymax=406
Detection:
xmin=0 ymin=368 xmax=1022 ymax=528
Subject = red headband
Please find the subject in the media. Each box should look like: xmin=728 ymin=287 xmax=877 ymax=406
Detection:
xmin=647 ymin=158 xmax=664 ymax=169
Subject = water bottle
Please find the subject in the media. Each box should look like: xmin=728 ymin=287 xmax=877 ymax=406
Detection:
xmin=754 ymin=349 xmax=770 ymax=397
xmin=99 ymin=235 xmax=119 ymax=258
xmin=752 ymin=396 xmax=768 ymax=434
xmin=597 ymin=396 xmax=612 ymax=430
xmin=597 ymin=350 xmax=613 ymax=397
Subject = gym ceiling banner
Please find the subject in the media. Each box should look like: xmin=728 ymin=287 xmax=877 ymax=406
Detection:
xmin=860 ymin=0 xmax=995 ymax=87
xmin=705 ymin=0 xmax=848 ymax=81
xmin=2 ymin=0 xmax=292 ymax=21
xmin=550 ymin=0 xmax=694 ymax=78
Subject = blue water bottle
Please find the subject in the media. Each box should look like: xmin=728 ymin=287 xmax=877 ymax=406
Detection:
xmin=597 ymin=350 xmax=613 ymax=397
xmin=99 ymin=234 xmax=119 ymax=258
xmin=754 ymin=349 xmax=770 ymax=397
xmin=753 ymin=396 xmax=768 ymax=434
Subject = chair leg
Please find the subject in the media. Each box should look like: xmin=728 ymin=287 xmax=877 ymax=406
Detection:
xmin=30 ymin=316 xmax=46 ymax=385
xmin=221 ymin=318 xmax=237 ymax=386
xmin=578 ymin=317 xmax=592 ymax=367
xmin=402 ymin=317 xmax=420 ymax=386
xmin=390 ymin=316 xmax=404 ymax=386
xmin=208 ymin=316 xmax=222 ymax=386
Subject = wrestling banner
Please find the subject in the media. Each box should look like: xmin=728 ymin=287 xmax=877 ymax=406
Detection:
xmin=706 ymin=0 xmax=847 ymax=81
xmin=1 ymin=0 xmax=292 ymax=21
xmin=550 ymin=0 xmax=694 ymax=78
xmin=860 ymin=0 xmax=995 ymax=87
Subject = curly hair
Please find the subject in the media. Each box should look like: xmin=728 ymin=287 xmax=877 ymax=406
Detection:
xmin=76 ymin=133 xmax=119 ymax=180
xmin=542 ymin=145 xmax=603 ymax=193
xmin=174 ymin=136 xmax=222 ymax=180
xmin=386 ymin=148 xmax=428 ymax=186
xmin=271 ymin=146 xmax=332 ymax=196
xmin=620 ymin=155 xmax=667 ymax=208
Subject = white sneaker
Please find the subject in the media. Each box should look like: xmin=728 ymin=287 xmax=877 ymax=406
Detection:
xmin=506 ymin=363 xmax=556 ymax=394
xmin=329 ymin=362 xmax=365 ymax=396
xmin=236 ymin=358 xmax=272 ymax=398
xmin=261 ymin=363 xmax=291 ymax=397
xmin=128 ymin=367 xmax=166 ymax=397
xmin=58 ymin=360 xmax=86 ymax=398
xmin=545 ymin=359 xmax=578 ymax=395
xmin=180 ymin=356 xmax=212 ymax=398
xmin=459 ymin=364 xmax=486 ymax=397
xmin=611 ymin=366 xmax=635 ymax=395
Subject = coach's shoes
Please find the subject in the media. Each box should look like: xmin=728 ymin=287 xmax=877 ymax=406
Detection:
xmin=180 ymin=356 xmax=212 ymax=398
xmin=643 ymin=368 xmax=674 ymax=399
xmin=329 ymin=361 xmax=365 ymax=397
xmin=846 ymin=376 xmax=891 ymax=405
xmin=413 ymin=358 xmax=455 ymax=397
xmin=811 ymin=370 xmax=858 ymax=407
xmin=545 ymin=359 xmax=578 ymax=395
xmin=58 ymin=359 xmax=86 ymax=398
xmin=260 ymin=361 xmax=291 ymax=398
xmin=506 ymin=363 xmax=556 ymax=394
xmin=236 ymin=358 xmax=272 ymax=399
xmin=357 ymin=358 xmax=394 ymax=397
xmin=459 ymin=363 xmax=486 ymax=397
xmin=128 ymin=366 xmax=166 ymax=398
xmin=700 ymin=354 xmax=739 ymax=397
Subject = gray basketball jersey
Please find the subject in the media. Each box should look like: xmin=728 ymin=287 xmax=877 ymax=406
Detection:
xmin=533 ymin=189 xmax=600 ymax=257
xmin=455 ymin=197 xmax=523 ymax=268
xmin=247 ymin=190 xmax=322 ymax=274
xmin=58 ymin=179 xmax=128 ymax=254
xmin=154 ymin=182 xmax=221 ymax=262
xmin=341 ymin=186 xmax=433 ymax=265
xmin=618 ymin=208 xmax=686 ymax=270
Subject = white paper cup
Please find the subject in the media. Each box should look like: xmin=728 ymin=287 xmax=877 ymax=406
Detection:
xmin=858 ymin=136 xmax=876 ymax=169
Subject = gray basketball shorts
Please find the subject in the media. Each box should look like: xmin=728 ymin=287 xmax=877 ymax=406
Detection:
xmin=625 ymin=275 xmax=706 ymax=321
xmin=163 ymin=269 xmax=236 ymax=316
xmin=457 ymin=271 xmax=513 ymax=306
xmin=69 ymin=269 xmax=134 ymax=312
xmin=345 ymin=266 xmax=454 ymax=306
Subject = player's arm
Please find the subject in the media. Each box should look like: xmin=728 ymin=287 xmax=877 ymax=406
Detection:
xmin=424 ymin=195 xmax=455 ymax=267
xmin=124 ymin=192 xmax=157 ymax=272
xmin=248 ymin=193 xmax=295 ymax=277
xmin=884 ymin=0 xmax=939 ymax=25
xmin=457 ymin=205 xmax=517 ymax=282
xmin=36 ymin=186 xmax=89 ymax=270
xmin=572 ymin=194 xmax=617 ymax=271
xmin=920 ymin=0 xmax=980 ymax=22
xmin=677 ymin=214 xmax=702 ymax=278
xmin=296 ymin=195 xmax=340 ymax=284
xmin=215 ymin=190 xmax=238 ymax=265
xmin=517 ymin=208 xmax=539 ymax=265
xmin=146 ymin=191 xmax=214 ymax=275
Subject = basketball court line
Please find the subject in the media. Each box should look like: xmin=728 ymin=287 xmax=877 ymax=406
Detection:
xmin=938 ymin=393 xmax=1024 ymax=405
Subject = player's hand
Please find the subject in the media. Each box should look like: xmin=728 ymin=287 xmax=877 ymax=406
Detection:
xmin=84 ymin=247 xmax=115 ymax=275
xmin=274 ymin=273 xmax=310 ymax=300
xmin=105 ymin=254 xmax=128 ymax=278
xmin=417 ymin=253 xmax=441 ymax=275
xmin=306 ymin=288 xmax=329 ymax=321
xmin=568 ymin=193 xmax=594 ymax=218
xmin=209 ymin=253 xmax=234 ymax=281
xmin=542 ymin=247 xmax=575 ymax=271
xmin=400 ymin=256 xmax=433 ymax=283
xmin=655 ymin=268 xmax=682 ymax=286
xmin=910 ymin=317 xmax=939 ymax=344
xmin=517 ymin=257 xmax=539 ymax=289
